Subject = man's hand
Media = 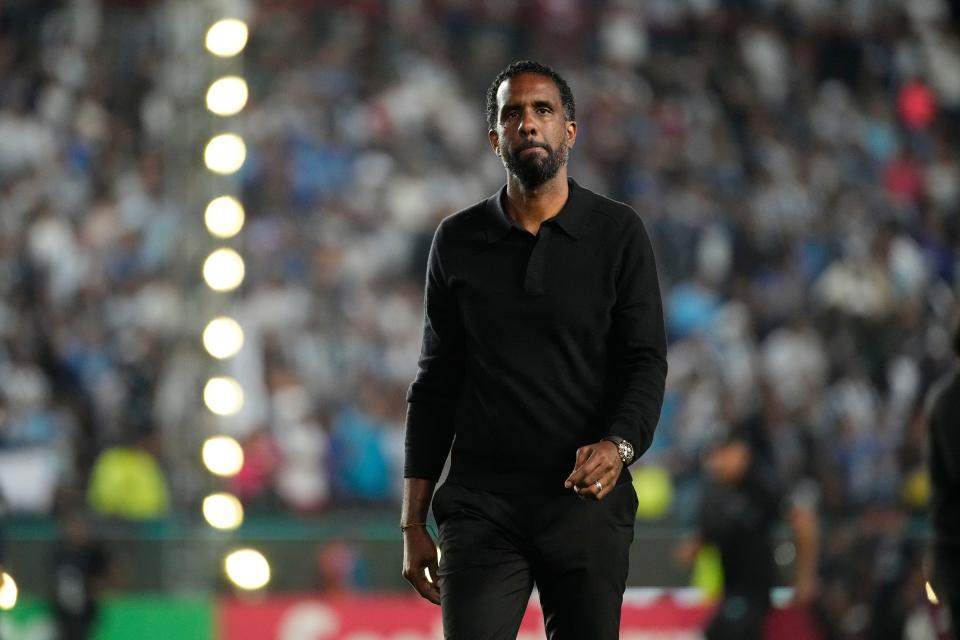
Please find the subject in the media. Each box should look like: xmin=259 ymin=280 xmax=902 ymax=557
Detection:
xmin=400 ymin=478 xmax=440 ymax=604
xmin=674 ymin=535 xmax=702 ymax=568
xmin=788 ymin=502 xmax=820 ymax=606
xmin=792 ymin=571 xmax=818 ymax=605
xmin=402 ymin=526 xmax=441 ymax=605
xmin=564 ymin=440 xmax=623 ymax=500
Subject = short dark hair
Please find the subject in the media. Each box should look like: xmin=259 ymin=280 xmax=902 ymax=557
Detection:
xmin=485 ymin=60 xmax=575 ymax=130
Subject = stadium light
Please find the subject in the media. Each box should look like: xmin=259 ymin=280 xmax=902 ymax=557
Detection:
xmin=203 ymin=376 xmax=244 ymax=416
xmin=202 ymin=248 xmax=245 ymax=292
xmin=225 ymin=549 xmax=270 ymax=590
xmin=205 ymin=19 xmax=248 ymax=58
xmin=926 ymin=581 xmax=939 ymax=605
xmin=204 ymin=133 xmax=246 ymax=175
xmin=203 ymin=316 xmax=244 ymax=359
xmin=206 ymin=76 xmax=248 ymax=116
xmin=205 ymin=196 xmax=245 ymax=238
xmin=203 ymin=492 xmax=244 ymax=530
xmin=0 ymin=571 xmax=17 ymax=610
xmin=202 ymin=435 xmax=244 ymax=477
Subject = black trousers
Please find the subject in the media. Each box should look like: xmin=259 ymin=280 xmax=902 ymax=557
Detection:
xmin=704 ymin=595 xmax=769 ymax=640
xmin=432 ymin=481 xmax=638 ymax=640
xmin=935 ymin=543 xmax=960 ymax=640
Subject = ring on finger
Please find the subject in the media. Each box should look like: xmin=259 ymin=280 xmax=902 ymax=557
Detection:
xmin=595 ymin=480 xmax=602 ymax=492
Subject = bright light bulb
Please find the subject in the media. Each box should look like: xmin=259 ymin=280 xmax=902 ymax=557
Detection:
xmin=203 ymin=316 xmax=244 ymax=359
xmin=206 ymin=19 xmax=248 ymax=58
xmin=202 ymin=248 xmax=245 ymax=292
xmin=225 ymin=549 xmax=270 ymax=590
xmin=202 ymin=436 xmax=244 ymax=476
xmin=0 ymin=572 xmax=17 ymax=610
xmin=206 ymin=76 xmax=248 ymax=116
xmin=203 ymin=492 xmax=244 ymax=530
xmin=205 ymin=196 xmax=245 ymax=238
xmin=204 ymin=133 xmax=246 ymax=175
xmin=204 ymin=376 xmax=244 ymax=416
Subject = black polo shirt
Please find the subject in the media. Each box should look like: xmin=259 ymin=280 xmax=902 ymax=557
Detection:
xmin=404 ymin=178 xmax=667 ymax=493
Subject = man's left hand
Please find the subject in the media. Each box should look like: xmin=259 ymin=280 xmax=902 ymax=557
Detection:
xmin=564 ymin=440 xmax=623 ymax=500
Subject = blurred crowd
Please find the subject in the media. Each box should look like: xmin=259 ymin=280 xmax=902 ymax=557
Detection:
xmin=2 ymin=0 xmax=960 ymax=635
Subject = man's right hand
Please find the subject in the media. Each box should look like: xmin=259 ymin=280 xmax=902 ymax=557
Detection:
xmin=402 ymin=526 xmax=441 ymax=605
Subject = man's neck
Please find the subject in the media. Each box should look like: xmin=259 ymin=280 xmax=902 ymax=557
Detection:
xmin=503 ymin=172 xmax=569 ymax=236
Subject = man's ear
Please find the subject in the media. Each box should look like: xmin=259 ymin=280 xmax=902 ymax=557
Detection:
xmin=566 ymin=120 xmax=577 ymax=148
xmin=488 ymin=128 xmax=500 ymax=156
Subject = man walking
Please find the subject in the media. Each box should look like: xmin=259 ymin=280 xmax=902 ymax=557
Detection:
xmin=401 ymin=60 xmax=667 ymax=638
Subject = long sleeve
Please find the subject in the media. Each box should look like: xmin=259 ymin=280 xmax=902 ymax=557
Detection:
xmin=404 ymin=223 xmax=464 ymax=481
xmin=403 ymin=180 xmax=667 ymax=492
xmin=604 ymin=216 xmax=668 ymax=460
xmin=931 ymin=379 xmax=960 ymax=483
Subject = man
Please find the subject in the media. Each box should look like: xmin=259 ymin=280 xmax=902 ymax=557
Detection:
xmin=928 ymin=322 xmax=960 ymax=638
xmin=675 ymin=423 xmax=819 ymax=640
xmin=401 ymin=60 xmax=667 ymax=638
xmin=52 ymin=509 xmax=111 ymax=640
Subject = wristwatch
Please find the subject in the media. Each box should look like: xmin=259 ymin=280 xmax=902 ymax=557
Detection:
xmin=603 ymin=435 xmax=635 ymax=465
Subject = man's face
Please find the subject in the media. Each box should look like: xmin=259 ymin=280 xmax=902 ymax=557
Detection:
xmin=489 ymin=73 xmax=576 ymax=189
xmin=705 ymin=440 xmax=751 ymax=485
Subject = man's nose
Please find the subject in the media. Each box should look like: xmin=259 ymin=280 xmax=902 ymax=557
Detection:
xmin=518 ymin=111 xmax=537 ymax=136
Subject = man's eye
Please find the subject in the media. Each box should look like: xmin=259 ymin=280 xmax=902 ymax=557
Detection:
xmin=538 ymin=107 xmax=550 ymax=114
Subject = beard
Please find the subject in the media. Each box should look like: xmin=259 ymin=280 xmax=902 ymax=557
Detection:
xmin=501 ymin=138 xmax=568 ymax=189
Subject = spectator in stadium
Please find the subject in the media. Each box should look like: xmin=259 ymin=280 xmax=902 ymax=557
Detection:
xmin=401 ymin=60 xmax=667 ymax=638
xmin=927 ymin=320 xmax=960 ymax=638
xmin=86 ymin=429 xmax=169 ymax=521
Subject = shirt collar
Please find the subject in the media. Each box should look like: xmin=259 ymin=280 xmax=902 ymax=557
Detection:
xmin=483 ymin=178 xmax=592 ymax=243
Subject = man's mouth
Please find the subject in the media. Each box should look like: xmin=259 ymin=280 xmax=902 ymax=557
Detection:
xmin=518 ymin=145 xmax=547 ymax=156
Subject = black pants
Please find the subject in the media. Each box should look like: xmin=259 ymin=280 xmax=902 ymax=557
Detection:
xmin=55 ymin=614 xmax=96 ymax=640
xmin=704 ymin=595 xmax=769 ymax=640
xmin=432 ymin=481 xmax=638 ymax=640
xmin=935 ymin=543 xmax=960 ymax=640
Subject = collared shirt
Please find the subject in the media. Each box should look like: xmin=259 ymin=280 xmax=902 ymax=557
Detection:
xmin=405 ymin=178 xmax=667 ymax=493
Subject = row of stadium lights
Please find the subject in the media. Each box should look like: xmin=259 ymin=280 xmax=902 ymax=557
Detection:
xmin=199 ymin=17 xmax=271 ymax=593
xmin=0 ymin=21 xmax=258 ymax=616
xmin=0 ymin=19 xmax=261 ymax=621
xmin=0 ymin=19 xmax=270 ymax=610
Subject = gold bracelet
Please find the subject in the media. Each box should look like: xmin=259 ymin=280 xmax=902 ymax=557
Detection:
xmin=400 ymin=522 xmax=428 ymax=532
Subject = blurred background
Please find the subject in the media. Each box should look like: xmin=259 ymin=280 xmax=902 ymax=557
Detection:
xmin=0 ymin=0 xmax=959 ymax=638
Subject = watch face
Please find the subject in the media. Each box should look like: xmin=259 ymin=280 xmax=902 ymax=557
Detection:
xmin=619 ymin=442 xmax=634 ymax=463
